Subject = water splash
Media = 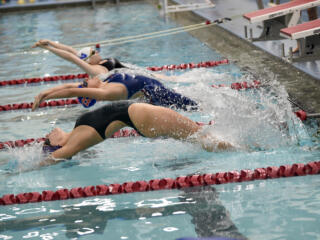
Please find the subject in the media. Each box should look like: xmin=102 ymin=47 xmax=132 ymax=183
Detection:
xmin=177 ymin=69 xmax=314 ymax=151
xmin=4 ymin=142 xmax=45 ymax=173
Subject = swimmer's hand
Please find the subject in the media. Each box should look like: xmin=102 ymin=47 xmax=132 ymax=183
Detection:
xmin=39 ymin=156 xmax=64 ymax=167
xmin=46 ymin=128 xmax=69 ymax=147
xmin=32 ymin=93 xmax=45 ymax=111
xmin=32 ymin=39 xmax=50 ymax=48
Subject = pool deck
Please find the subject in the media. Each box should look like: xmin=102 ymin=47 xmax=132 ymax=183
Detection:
xmin=170 ymin=0 xmax=320 ymax=80
xmin=150 ymin=0 xmax=320 ymax=114
xmin=1 ymin=0 xmax=320 ymax=114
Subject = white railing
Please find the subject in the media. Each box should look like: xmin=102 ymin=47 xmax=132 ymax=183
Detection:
xmin=159 ymin=0 xmax=215 ymax=15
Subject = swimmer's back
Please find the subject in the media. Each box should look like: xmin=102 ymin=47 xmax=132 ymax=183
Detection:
xmin=105 ymin=73 xmax=163 ymax=99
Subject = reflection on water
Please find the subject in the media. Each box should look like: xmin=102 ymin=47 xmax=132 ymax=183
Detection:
xmin=0 ymin=186 xmax=247 ymax=240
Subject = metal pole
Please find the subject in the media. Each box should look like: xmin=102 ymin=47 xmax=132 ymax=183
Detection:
xmin=256 ymin=0 xmax=264 ymax=9
xmin=307 ymin=113 xmax=320 ymax=118
xmin=163 ymin=0 xmax=168 ymax=15
xmin=281 ymin=43 xmax=285 ymax=58
xmin=244 ymin=26 xmax=248 ymax=39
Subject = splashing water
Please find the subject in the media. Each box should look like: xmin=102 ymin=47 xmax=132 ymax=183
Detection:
xmin=3 ymin=142 xmax=45 ymax=173
xmin=172 ymin=69 xmax=313 ymax=151
xmin=0 ymin=69 xmax=315 ymax=173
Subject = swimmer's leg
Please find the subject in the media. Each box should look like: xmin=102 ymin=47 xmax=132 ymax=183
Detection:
xmin=129 ymin=103 xmax=235 ymax=151
xmin=128 ymin=103 xmax=200 ymax=139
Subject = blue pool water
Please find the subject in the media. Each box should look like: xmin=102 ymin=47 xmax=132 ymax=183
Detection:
xmin=0 ymin=2 xmax=320 ymax=240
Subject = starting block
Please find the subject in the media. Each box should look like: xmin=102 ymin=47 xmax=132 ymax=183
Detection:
xmin=280 ymin=18 xmax=320 ymax=62
xmin=159 ymin=0 xmax=215 ymax=15
xmin=243 ymin=0 xmax=320 ymax=41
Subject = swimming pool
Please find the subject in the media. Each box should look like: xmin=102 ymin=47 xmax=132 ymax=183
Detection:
xmin=0 ymin=1 xmax=320 ymax=240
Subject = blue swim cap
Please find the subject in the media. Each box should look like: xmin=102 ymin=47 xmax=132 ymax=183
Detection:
xmin=78 ymin=84 xmax=97 ymax=108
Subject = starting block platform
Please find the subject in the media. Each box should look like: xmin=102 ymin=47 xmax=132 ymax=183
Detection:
xmin=280 ymin=18 xmax=320 ymax=62
xmin=243 ymin=0 xmax=320 ymax=41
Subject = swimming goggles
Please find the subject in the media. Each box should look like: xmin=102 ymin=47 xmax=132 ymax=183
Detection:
xmin=81 ymin=80 xmax=88 ymax=88
xmin=82 ymin=49 xmax=96 ymax=62
xmin=42 ymin=138 xmax=62 ymax=153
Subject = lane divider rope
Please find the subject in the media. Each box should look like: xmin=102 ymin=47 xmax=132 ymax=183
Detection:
xmin=0 ymin=128 xmax=139 ymax=150
xmin=6 ymin=17 xmax=237 ymax=58
xmin=1 ymin=160 xmax=319 ymax=206
xmin=0 ymin=79 xmax=257 ymax=112
xmin=0 ymin=121 xmax=211 ymax=150
xmin=0 ymin=80 xmax=316 ymax=121
xmin=0 ymin=60 xmax=229 ymax=87
xmin=71 ymin=20 xmax=223 ymax=49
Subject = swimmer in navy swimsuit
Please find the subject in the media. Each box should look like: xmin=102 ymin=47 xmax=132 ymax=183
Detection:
xmin=32 ymin=72 xmax=198 ymax=111
xmin=105 ymin=73 xmax=198 ymax=111
xmin=41 ymin=101 xmax=234 ymax=165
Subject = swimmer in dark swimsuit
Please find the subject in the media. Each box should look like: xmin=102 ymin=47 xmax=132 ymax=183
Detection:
xmin=41 ymin=101 xmax=234 ymax=166
xmin=32 ymin=72 xmax=198 ymax=111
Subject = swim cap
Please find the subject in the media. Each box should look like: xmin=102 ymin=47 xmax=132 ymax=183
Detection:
xmin=43 ymin=139 xmax=62 ymax=153
xmin=77 ymin=84 xmax=97 ymax=108
xmin=42 ymin=145 xmax=61 ymax=153
xmin=77 ymin=47 xmax=93 ymax=62
xmin=99 ymin=58 xmax=127 ymax=71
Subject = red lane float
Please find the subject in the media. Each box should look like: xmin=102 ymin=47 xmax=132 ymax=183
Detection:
xmin=212 ymin=80 xmax=261 ymax=90
xmin=1 ymin=160 xmax=319 ymax=206
xmin=0 ymin=60 xmax=229 ymax=87
xmin=294 ymin=110 xmax=320 ymax=121
xmin=0 ymin=73 xmax=89 ymax=87
xmin=146 ymin=59 xmax=229 ymax=72
xmin=0 ymin=129 xmax=140 ymax=150
xmin=0 ymin=99 xmax=80 ymax=112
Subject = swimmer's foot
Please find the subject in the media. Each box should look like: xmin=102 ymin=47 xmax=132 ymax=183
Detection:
xmin=199 ymin=134 xmax=235 ymax=152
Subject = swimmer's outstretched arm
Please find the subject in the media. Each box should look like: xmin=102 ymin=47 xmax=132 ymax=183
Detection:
xmin=32 ymin=83 xmax=126 ymax=111
xmin=39 ymin=86 xmax=124 ymax=105
xmin=151 ymin=73 xmax=179 ymax=82
xmin=33 ymin=44 xmax=105 ymax=77
xmin=32 ymin=82 xmax=81 ymax=111
xmin=32 ymin=39 xmax=78 ymax=55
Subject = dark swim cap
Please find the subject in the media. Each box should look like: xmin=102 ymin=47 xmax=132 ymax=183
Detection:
xmin=77 ymin=84 xmax=97 ymax=108
xmin=99 ymin=58 xmax=126 ymax=71
xmin=43 ymin=139 xmax=62 ymax=153
xmin=42 ymin=145 xmax=61 ymax=153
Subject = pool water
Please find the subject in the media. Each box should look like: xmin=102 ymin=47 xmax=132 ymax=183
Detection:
xmin=0 ymin=2 xmax=320 ymax=240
